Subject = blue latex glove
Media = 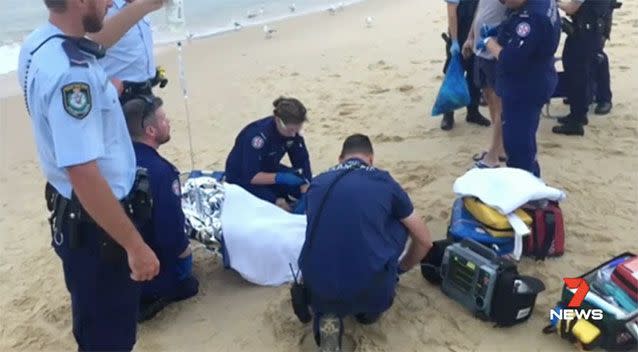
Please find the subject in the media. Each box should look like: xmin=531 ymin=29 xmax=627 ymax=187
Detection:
xmin=450 ymin=40 xmax=460 ymax=55
xmin=480 ymin=24 xmax=498 ymax=39
xmin=275 ymin=172 xmax=305 ymax=186
xmin=176 ymin=254 xmax=193 ymax=281
xmin=476 ymin=36 xmax=492 ymax=53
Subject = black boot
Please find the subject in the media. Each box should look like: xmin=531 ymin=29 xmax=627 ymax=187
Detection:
xmin=441 ymin=111 xmax=454 ymax=131
xmin=552 ymin=122 xmax=585 ymax=136
xmin=466 ymin=109 xmax=491 ymax=127
xmin=594 ymin=102 xmax=612 ymax=115
xmin=558 ymin=114 xmax=588 ymax=126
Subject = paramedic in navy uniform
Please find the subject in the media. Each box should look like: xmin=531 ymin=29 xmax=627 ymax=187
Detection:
xmin=298 ymin=134 xmax=433 ymax=351
xmin=225 ymin=97 xmax=312 ymax=213
xmin=123 ymin=96 xmax=199 ymax=321
xmin=479 ymin=0 xmax=560 ymax=177
xmin=17 ymin=0 xmax=165 ymax=350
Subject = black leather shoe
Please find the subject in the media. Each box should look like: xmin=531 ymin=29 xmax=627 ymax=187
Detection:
xmin=441 ymin=111 xmax=454 ymax=131
xmin=552 ymin=123 xmax=585 ymax=136
xmin=594 ymin=102 xmax=612 ymax=115
xmin=557 ymin=114 xmax=588 ymax=126
xmin=466 ymin=110 xmax=491 ymax=127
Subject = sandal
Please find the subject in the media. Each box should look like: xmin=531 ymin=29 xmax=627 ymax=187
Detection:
xmin=472 ymin=151 xmax=507 ymax=163
xmin=475 ymin=160 xmax=500 ymax=169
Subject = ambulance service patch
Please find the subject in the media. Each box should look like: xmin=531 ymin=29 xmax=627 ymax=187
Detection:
xmin=62 ymin=82 xmax=92 ymax=119
xmin=516 ymin=22 xmax=531 ymax=38
xmin=251 ymin=136 xmax=265 ymax=149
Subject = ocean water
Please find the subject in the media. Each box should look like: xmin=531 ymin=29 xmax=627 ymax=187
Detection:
xmin=0 ymin=0 xmax=361 ymax=75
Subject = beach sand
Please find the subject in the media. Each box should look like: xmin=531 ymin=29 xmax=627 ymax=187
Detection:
xmin=1 ymin=0 xmax=637 ymax=350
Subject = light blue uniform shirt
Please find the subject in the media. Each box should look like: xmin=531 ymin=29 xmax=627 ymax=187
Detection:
xmin=18 ymin=22 xmax=136 ymax=200
xmin=99 ymin=0 xmax=156 ymax=82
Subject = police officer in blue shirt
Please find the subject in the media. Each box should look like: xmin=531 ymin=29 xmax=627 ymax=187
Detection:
xmin=97 ymin=0 xmax=168 ymax=103
xmin=225 ymin=97 xmax=312 ymax=213
xmin=298 ymin=134 xmax=433 ymax=351
xmin=479 ymin=0 xmax=560 ymax=177
xmin=553 ymin=0 xmax=614 ymax=136
xmin=18 ymin=0 xmax=164 ymax=350
xmin=122 ymin=95 xmax=199 ymax=322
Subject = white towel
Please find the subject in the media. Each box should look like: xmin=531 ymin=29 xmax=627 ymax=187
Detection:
xmin=453 ymin=168 xmax=566 ymax=259
xmin=220 ymin=184 xmax=307 ymax=286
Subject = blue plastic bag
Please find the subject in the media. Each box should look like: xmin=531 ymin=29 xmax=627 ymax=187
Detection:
xmin=431 ymin=53 xmax=470 ymax=116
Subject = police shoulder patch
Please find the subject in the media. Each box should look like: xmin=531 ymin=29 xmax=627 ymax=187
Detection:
xmin=251 ymin=135 xmax=265 ymax=149
xmin=172 ymin=179 xmax=181 ymax=196
xmin=62 ymin=82 xmax=92 ymax=119
xmin=516 ymin=22 xmax=531 ymax=38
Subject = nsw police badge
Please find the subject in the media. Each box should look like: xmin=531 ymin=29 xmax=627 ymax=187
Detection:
xmin=62 ymin=82 xmax=92 ymax=119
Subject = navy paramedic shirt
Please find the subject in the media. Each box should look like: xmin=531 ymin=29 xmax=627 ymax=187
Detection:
xmin=134 ymin=142 xmax=190 ymax=298
xmin=225 ymin=116 xmax=312 ymax=186
xmin=299 ymin=158 xmax=413 ymax=303
xmin=495 ymin=0 xmax=560 ymax=106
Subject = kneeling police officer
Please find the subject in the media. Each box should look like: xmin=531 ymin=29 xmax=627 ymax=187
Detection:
xmin=298 ymin=134 xmax=433 ymax=351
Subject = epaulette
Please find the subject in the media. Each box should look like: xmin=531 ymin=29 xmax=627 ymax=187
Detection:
xmin=62 ymin=39 xmax=90 ymax=67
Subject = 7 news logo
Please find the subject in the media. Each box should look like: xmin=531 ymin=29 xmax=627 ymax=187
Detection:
xmin=550 ymin=277 xmax=604 ymax=321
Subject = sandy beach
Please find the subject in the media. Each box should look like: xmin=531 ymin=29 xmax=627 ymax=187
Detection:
xmin=1 ymin=0 xmax=638 ymax=350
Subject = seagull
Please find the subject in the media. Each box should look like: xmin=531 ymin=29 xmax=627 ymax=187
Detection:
xmin=327 ymin=5 xmax=337 ymax=15
xmin=289 ymin=4 xmax=296 ymax=12
xmin=365 ymin=16 xmax=373 ymax=28
xmin=247 ymin=10 xmax=258 ymax=19
xmin=233 ymin=21 xmax=242 ymax=31
xmin=263 ymin=25 xmax=277 ymax=39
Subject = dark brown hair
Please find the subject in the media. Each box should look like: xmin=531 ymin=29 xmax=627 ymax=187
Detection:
xmin=340 ymin=134 xmax=374 ymax=158
xmin=123 ymin=96 xmax=164 ymax=139
xmin=272 ymin=96 xmax=307 ymax=125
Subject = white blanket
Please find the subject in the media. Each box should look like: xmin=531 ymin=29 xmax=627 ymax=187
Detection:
xmin=220 ymin=184 xmax=307 ymax=286
xmin=453 ymin=168 xmax=566 ymax=213
xmin=453 ymin=168 xmax=566 ymax=259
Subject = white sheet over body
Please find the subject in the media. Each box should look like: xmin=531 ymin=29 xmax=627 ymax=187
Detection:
xmin=220 ymin=184 xmax=307 ymax=286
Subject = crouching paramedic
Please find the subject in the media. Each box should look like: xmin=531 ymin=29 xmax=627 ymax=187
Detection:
xmin=123 ymin=95 xmax=199 ymax=321
xmin=225 ymin=97 xmax=312 ymax=213
xmin=298 ymin=134 xmax=433 ymax=351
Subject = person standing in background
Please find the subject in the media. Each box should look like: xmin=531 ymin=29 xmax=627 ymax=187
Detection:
xmin=463 ymin=0 xmax=508 ymax=168
xmin=440 ymin=0 xmax=491 ymax=131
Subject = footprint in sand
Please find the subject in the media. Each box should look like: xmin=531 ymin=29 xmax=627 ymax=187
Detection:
xmin=290 ymin=72 xmax=299 ymax=77
xmin=429 ymin=59 xmax=444 ymax=64
xmin=367 ymin=60 xmax=395 ymax=71
xmin=328 ymin=74 xmax=341 ymax=78
xmin=411 ymin=95 xmax=424 ymax=102
xmin=369 ymin=86 xmax=391 ymax=95
xmin=373 ymin=133 xmax=405 ymax=143
xmin=619 ymin=65 xmax=630 ymax=71
xmin=410 ymin=60 xmax=425 ymax=65
xmin=539 ymin=141 xmax=561 ymax=149
xmin=398 ymin=84 xmax=414 ymax=93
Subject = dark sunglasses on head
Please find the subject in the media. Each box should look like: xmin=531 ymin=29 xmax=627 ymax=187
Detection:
xmin=135 ymin=94 xmax=156 ymax=130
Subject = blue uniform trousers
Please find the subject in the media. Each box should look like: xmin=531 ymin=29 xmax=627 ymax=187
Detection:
xmin=309 ymin=271 xmax=397 ymax=346
xmin=593 ymin=48 xmax=612 ymax=103
xmin=53 ymin=222 xmax=140 ymax=352
xmin=563 ymin=29 xmax=601 ymax=122
xmin=502 ymin=98 xmax=542 ymax=178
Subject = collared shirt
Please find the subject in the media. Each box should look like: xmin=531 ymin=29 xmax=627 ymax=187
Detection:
xmin=99 ymin=0 xmax=156 ymax=82
xmin=224 ymin=116 xmax=312 ymax=186
xmin=298 ymin=158 xmax=414 ymax=302
xmin=134 ymin=142 xmax=190 ymax=297
xmin=18 ymin=22 xmax=136 ymax=199
xmin=495 ymin=0 xmax=561 ymax=105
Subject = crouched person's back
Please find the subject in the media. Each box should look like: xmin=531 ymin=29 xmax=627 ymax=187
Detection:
xmin=298 ymin=134 xmax=433 ymax=351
